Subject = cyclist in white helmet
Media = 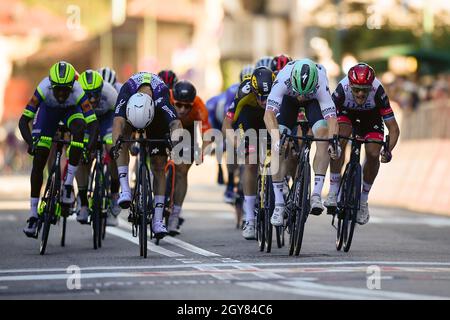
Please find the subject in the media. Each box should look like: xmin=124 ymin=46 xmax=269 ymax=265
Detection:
xmin=98 ymin=67 xmax=123 ymax=93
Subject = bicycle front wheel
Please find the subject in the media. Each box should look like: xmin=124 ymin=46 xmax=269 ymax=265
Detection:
xmin=138 ymin=164 xmax=151 ymax=258
xmin=343 ymin=165 xmax=361 ymax=252
xmin=294 ymin=162 xmax=311 ymax=256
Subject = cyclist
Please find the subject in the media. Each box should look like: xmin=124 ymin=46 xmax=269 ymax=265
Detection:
xmin=167 ymin=80 xmax=212 ymax=236
xmin=255 ymin=56 xmax=273 ymax=69
xmin=206 ymin=64 xmax=254 ymax=203
xmin=98 ymin=67 xmax=123 ymax=93
xmin=264 ymin=58 xmax=340 ymax=227
xmin=270 ymin=54 xmax=292 ymax=75
xmin=75 ymin=70 xmax=121 ymax=226
xmin=112 ymin=71 xmax=182 ymax=238
xmin=158 ymin=70 xmax=178 ymax=90
xmin=223 ymin=66 xmax=276 ymax=239
xmin=324 ymin=63 xmax=400 ymax=225
xmin=19 ymin=61 xmax=99 ymax=237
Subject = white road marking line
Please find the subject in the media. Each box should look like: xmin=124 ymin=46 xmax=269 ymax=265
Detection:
xmin=176 ymin=258 xmax=203 ymax=264
xmin=161 ymin=236 xmax=221 ymax=257
xmin=117 ymin=216 xmax=221 ymax=257
xmin=370 ymin=216 xmax=450 ymax=228
xmin=238 ymin=280 xmax=449 ymax=300
xmin=193 ymin=265 xmax=239 ymax=280
xmin=105 ymin=227 xmax=183 ymax=257
xmin=2 ymin=261 xmax=450 ymax=275
xmin=232 ymin=264 xmax=285 ymax=280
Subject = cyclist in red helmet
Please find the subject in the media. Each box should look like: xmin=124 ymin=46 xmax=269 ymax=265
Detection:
xmin=270 ymin=54 xmax=292 ymax=75
xmin=158 ymin=70 xmax=178 ymax=90
xmin=324 ymin=63 xmax=400 ymax=225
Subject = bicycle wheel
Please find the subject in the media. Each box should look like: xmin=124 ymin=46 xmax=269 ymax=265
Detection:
xmin=256 ymin=175 xmax=265 ymax=252
xmin=60 ymin=216 xmax=67 ymax=247
xmin=101 ymin=163 xmax=110 ymax=241
xmin=343 ymin=165 xmax=361 ymax=252
xmin=264 ymin=174 xmax=273 ymax=253
xmin=91 ymin=163 xmax=102 ymax=250
xmin=40 ymin=170 xmax=59 ymax=255
xmin=335 ymin=164 xmax=351 ymax=251
xmin=294 ymin=161 xmax=311 ymax=256
xmin=287 ymin=177 xmax=299 ymax=256
xmin=138 ymin=164 xmax=151 ymax=258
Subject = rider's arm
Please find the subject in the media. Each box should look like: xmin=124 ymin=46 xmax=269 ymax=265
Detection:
xmin=78 ymin=94 xmax=99 ymax=150
xmin=19 ymin=89 xmax=43 ymax=147
xmin=316 ymin=68 xmax=338 ymax=138
xmin=264 ymin=77 xmax=284 ymax=142
xmin=375 ymin=85 xmax=400 ymax=152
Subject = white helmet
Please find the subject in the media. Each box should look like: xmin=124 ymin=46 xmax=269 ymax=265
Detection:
xmin=98 ymin=67 xmax=116 ymax=85
xmin=126 ymin=93 xmax=155 ymax=129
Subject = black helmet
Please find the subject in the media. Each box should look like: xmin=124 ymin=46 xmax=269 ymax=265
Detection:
xmin=250 ymin=67 xmax=275 ymax=100
xmin=173 ymin=80 xmax=197 ymax=103
xmin=158 ymin=69 xmax=178 ymax=89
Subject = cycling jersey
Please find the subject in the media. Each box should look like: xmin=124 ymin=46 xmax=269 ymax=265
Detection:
xmin=23 ymin=78 xmax=97 ymax=146
xmin=332 ymin=77 xmax=395 ymax=122
xmin=226 ymin=79 xmax=261 ymax=124
xmin=94 ymin=82 xmax=118 ymax=117
xmin=206 ymin=83 xmax=239 ymax=130
xmin=170 ymin=92 xmax=211 ymax=134
xmin=332 ymin=77 xmax=395 ymax=141
xmin=266 ymin=61 xmax=336 ymax=120
xmin=23 ymin=77 xmax=96 ymax=124
xmin=114 ymin=72 xmax=178 ymax=126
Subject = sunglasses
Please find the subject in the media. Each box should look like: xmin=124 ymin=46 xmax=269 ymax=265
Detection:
xmin=174 ymin=101 xmax=193 ymax=109
xmin=86 ymin=90 xmax=102 ymax=100
xmin=351 ymin=86 xmax=371 ymax=94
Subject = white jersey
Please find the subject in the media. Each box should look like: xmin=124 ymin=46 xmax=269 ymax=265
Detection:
xmin=36 ymin=77 xmax=85 ymax=109
xmin=266 ymin=61 xmax=336 ymax=120
xmin=94 ymin=82 xmax=118 ymax=117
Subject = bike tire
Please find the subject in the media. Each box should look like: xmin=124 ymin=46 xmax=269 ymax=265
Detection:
xmin=256 ymin=175 xmax=265 ymax=252
xmin=264 ymin=174 xmax=273 ymax=253
xmin=92 ymin=165 xmax=102 ymax=250
xmin=336 ymin=165 xmax=350 ymax=251
xmin=40 ymin=171 xmax=58 ymax=255
xmin=343 ymin=165 xmax=361 ymax=252
xmin=60 ymin=216 xmax=67 ymax=247
xmin=139 ymin=164 xmax=150 ymax=258
xmin=294 ymin=162 xmax=310 ymax=256
xmin=288 ymin=177 xmax=300 ymax=256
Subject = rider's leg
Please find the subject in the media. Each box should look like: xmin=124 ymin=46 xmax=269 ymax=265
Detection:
xmin=150 ymin=154 xmax=169 ymax=236
xmin=113 ymin=120 xmax=132 ymax=208
xmin=325 ymin=122 xmax=351 ymax=207
xmin=169 ymin=163 xmax=191 ymax=234
xmin=362 ymin=141 xmax=382 ymax=202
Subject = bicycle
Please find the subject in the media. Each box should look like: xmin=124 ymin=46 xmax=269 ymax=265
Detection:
xmin=331 ymin=130 xmax=390 ymax=252
xmin=86 ymin=136 xmax=110 ymax=250
xmin=35 ymin=124 xmax=72 ymax=255
xmin=255 ymin=149 xmax=284 ymax=253
xmin=113 ymin=131 xmax=171 ymax=258
xmin=280 ymin=127 xmax=337 ymax=256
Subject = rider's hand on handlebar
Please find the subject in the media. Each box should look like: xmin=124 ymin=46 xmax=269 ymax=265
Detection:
xmin=380 ymin=149 xmax=392 ymax=163
xmin=328 ymin=136 xmax=342 ymax=160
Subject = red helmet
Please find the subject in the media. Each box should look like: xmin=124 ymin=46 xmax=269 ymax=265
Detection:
xmin=270 ymin=54 xmax=292 ymax=73
xmin=158 ymin=69 xmax=178 ymax=90
xmin=348 ymin=63 xmax=375 ymax=87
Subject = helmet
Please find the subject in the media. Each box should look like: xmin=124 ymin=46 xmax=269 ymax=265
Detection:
xmin=250 ymin=66 xmax=275 ymax=102
xmin=348 ymin=63 xmax=375 ymax=88
xmin=126 ymin=93 xmax=155 ymax=129
xmin=270 ymin=54 xmax=292 ymax=73
xmin=239 ymin=64 xmax=254 ymax=82
xmin=98 ymin=67 xmax=117 ymax=85
xmin=255 ymin=56 xmax=273 ymax=68
xmin=49 ymin=61 xmax=76 ymax=87
xmin=79 ymin=70 xmax=103 ymax=93
xmin=290 ymin=59 xmax=319 ymax=95
xmin=158 ymin=70 xmax=178 ymax=89
xmin=173 ymin=80 xmax=197 ymax=103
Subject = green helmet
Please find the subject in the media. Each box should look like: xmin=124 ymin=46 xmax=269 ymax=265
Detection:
xmin=79 ymin=70 xmax=104 ymax=93
xmin=290 ymin=59 xmax=318 ymax=95
xmin=49 ymin=61 xmax=76 ymax=87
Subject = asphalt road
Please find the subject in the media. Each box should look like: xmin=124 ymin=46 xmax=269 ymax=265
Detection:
xmin=1 ymin=169 xmax=450 ymax=300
